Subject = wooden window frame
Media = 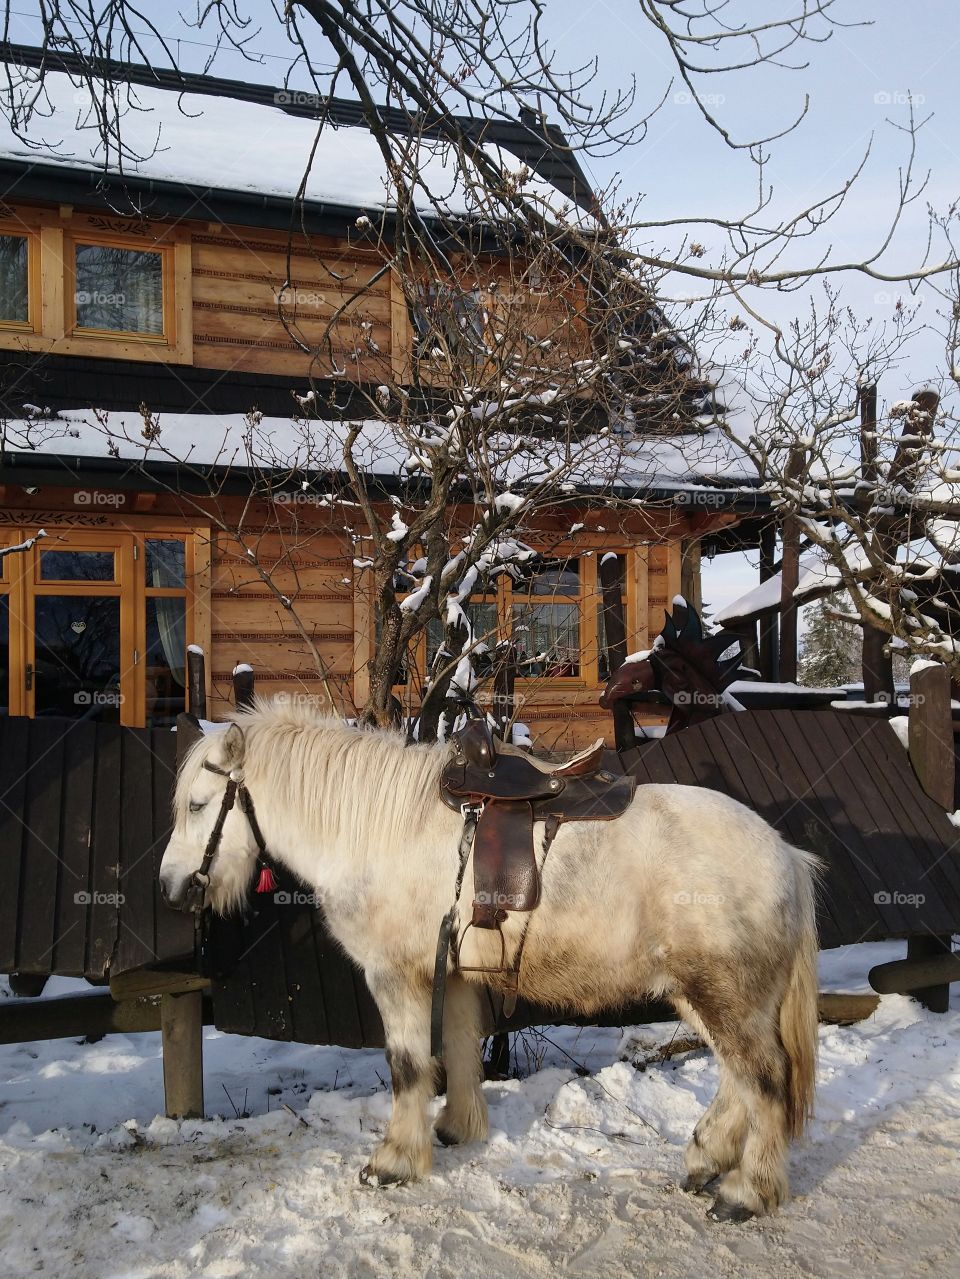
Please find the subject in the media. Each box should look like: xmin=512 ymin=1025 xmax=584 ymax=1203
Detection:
xmin=0 ymin=207 xmax=192 ymax=365
xmin=386 ymin=550 xmax=619 ymax=697
xmin=0 ymin=527 xmax=200 ymax=727
xmin=64 ymin=231 xmax=175 ymax=344
xmin=0 ymin=225 xmax=41 ymax=335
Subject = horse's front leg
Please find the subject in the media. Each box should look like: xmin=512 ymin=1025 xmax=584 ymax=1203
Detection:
xmin=361 ymin=972 xmax=436 ymax=1187
xmin=434 ymin=974 xmax=488 ymax=1147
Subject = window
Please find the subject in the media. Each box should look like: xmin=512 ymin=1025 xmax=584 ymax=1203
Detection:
xmin=0 ymin=530 xmax=193 ymax=727
xmin=0 ymin=232 xmax=31 ymax=327
xmin=411 ymin=282 xmax=486 ymax=359
xmin=144 ymin=538 xmax=187 ymax=727
xmin=511 ymin=559 xmax=582 ymax=678
xmin=72 ymin=241 xmax=166 ymax=337
xmin=426 ymin=598 xmax=500 ymax=673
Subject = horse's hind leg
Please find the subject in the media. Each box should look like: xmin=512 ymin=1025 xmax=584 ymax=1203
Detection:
xmin=360 ymin=972 xmax=435 ymax=1187
xmin=435 ymin=974 xmax=488 ymax=1147
xmin=706 ymin=1017 xmax=790 ymax=1218
xmin=676 ymin=990 xmax=791 ymax=1217
xmin=673 ymin=999 xmax=748 ymax=1193
xmin=683 ymin=1070 xmax=748 ymax=1194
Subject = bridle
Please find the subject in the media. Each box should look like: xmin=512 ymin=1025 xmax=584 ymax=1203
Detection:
xmin=182 ymin=760 xmax=270 ymax=913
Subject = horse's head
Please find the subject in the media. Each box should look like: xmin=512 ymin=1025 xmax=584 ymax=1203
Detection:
xmin=159 ymin=721 xmax=262 ymax=915
xmin=599 ymin=599 xmax=746 ymax=719
xmin=598 ymin=650 xmax=659 ymax=708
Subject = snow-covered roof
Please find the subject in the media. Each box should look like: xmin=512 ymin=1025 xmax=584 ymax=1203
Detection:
xmin=714 ymin=545 xmax=872 ymax=625
xmin=0 ymin=63 xmax=584 ymax=222
xmin=2 ymin=408 xmax=763 ymax=501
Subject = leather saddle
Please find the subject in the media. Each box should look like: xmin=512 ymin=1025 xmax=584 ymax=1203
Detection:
xmin=439 ymin=720 xmax=636 ymax=931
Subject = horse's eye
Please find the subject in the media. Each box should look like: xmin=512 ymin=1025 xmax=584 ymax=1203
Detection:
xmin=189 ymin=800 xmax=207 ymax=814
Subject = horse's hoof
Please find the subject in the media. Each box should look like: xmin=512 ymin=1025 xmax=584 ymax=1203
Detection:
xmin=434 ymin=1127 xmax=461 ymax=1147
xmin=707 ymin=1197 xmax=755 ymax=1224
xmin=359 ymin=1164 xmax=406 ymax=1188
xmin=682 ymin=1173 xmax=719 ymax=1197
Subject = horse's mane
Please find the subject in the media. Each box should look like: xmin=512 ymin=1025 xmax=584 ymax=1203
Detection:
xmin=177 ymin=697 xmax=449 ymax=850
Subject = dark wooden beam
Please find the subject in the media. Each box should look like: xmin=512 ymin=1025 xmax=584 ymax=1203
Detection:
xmin=0 ymin=991 xmax=213 ymax=1044
xmin=599 ymin=553 xmax=636 ymax=753
xmin=187 ymin=647 xmax=207 ymax=720
xmin=908 ymin=663 xmax=955 ymax=810
xmin=779 ymin=451 xmax=804 ymax=683
xmin=869 ymin=941 xmax=959 ymax=1010
xmin=758 ymin=522 xmax=779 ymax=682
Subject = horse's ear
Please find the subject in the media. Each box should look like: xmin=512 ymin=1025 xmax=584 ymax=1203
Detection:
xmin=221 ymin=723 xmax=245 ymax=770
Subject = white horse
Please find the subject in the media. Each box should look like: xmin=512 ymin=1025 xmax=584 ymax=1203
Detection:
xmin=159 ymin=700 xmax=820 ymax=1221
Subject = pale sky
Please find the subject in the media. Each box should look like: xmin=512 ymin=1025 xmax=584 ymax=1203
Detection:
xmin=7 ymin=1 xmax=958 ymax=620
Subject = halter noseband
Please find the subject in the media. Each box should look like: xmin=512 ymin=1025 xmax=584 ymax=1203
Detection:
xmin=182 ymin=760 xmax=270 ymax=913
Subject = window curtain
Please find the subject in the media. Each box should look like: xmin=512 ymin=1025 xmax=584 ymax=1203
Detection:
xmin=0 ymin=236 xmax=28 ymax=322
xmin=153 ymin=598 xmax=186 ymax=688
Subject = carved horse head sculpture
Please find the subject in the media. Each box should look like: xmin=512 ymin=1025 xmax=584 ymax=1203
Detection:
xmin=599 ymin=598 xmax=747 ymax=735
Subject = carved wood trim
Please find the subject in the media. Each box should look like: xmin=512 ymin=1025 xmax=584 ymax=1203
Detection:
xmin=212 ymin=630 xmax=352 ymax=643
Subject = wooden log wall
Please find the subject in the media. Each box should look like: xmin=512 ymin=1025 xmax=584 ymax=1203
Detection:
xmin=208 ymin=525 xmax=356 ymax=719
xmin=190 ymin=227 xmax=394 ymax=383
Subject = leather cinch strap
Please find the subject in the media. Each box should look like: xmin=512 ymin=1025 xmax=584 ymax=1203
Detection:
xmin=430 ymin=808 xmax=479 ymax=1060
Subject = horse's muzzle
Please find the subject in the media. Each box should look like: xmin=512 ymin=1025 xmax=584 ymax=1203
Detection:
xmin=160 ymin=872 xmax=202 ymax=914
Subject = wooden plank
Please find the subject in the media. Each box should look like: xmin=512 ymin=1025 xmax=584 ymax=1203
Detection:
xmin=51 ymin=721 xmax=97 ymax=976
xmin=193 ymin=271 xmax=391 ymax=312
xmin=0 ymin=717 xmax=28 ymax=971
xmin=161 ymin=990 xmax=205 ymax=1119
xmin=746 ymin=712 xmax=890 ymax=941
xmin=908 ymin=663 xmax=955 ymax=809
xmin=278 ymin=907 xmax=330 ymax=1046
xmin=88 ymin=723 xmax=122 ymax=977
xmin=151 ymin=728 xmax=196 ymax=970
xmin=111 ymin=970 xmax=209 ymax=999
xmin=788 ymin=711 xmax=919 ymax=936
xmin=831 ymin=714 xmax=960 ymax=927
xmin=244 ymin=898 xmax=293 ymax=1041
xmin=114 ymin=729 xmax=159 ymax=974
xmin=0 ymin=991 xmax=212 ymax=1043
xmin=16 ymin=720 xmax=67 ymax=972
xmin=711 ymin=713 xmax=868 ymax=946
xmin=702 ymin=715 xmax=846 ymax=945
xmin=208 ymin=914 xmax=258 ymax=1037
xmin=817 ymin=993 xmax=879 ymax=1024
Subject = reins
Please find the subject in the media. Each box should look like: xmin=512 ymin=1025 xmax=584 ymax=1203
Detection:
xmin=183 ymin=760 xmax=274 ymax=913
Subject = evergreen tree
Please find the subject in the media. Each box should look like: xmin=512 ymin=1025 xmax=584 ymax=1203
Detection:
xmin=798 ymin=599 xmax=861 ymax=687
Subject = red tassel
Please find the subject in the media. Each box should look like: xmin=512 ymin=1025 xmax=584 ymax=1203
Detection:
xmin=255 ymin=865 xmax=277 ymax=894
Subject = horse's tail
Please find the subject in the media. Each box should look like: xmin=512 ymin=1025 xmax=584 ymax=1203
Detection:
xmin=779 ymin=850 xmax=820 ymax=1139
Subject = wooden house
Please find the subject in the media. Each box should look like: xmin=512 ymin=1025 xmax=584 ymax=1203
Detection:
xmin=0 ymin=46 xmax=767 ymax=748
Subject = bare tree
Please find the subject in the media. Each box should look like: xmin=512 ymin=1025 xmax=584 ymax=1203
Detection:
xmin=8 ymin=1 xmax=960 ymax=698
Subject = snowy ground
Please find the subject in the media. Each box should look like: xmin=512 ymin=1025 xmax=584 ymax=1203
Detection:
xmin=0 ymin=942 xmax=958 ymax=1279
